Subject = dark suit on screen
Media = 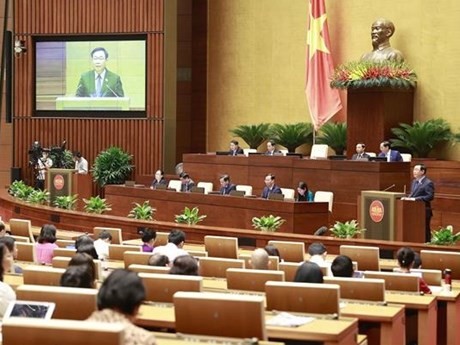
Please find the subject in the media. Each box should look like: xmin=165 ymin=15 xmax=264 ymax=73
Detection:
xmin=220 ymin=184 xmax=237 ymax=195
xmin=261 ymin=185 xmax=282 ymax=199
xmin=76 ymin=69 xmax=125 ymax=97
xmin=378 ymin=149 xmax=403 ymax=162
xmin=409 ymin=176 xmax=434 ymax=242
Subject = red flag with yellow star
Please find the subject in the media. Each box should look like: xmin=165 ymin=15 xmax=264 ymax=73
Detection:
xmin=306 ymin=0 xmax=342 ymax=130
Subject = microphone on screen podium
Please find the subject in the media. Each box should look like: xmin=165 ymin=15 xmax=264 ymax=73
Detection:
xmin=314 ymin=226 xmax=328 ymax=236
xmin=105 ymin=79 xmax=120 ymax=98
xmin=382 ymin=184 xmax=395 ymax=192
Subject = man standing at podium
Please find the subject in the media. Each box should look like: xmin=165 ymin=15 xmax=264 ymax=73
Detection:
xmin=75 ymin=47 xmax=124 ymax=98
xmin=402 ymin=164 xmax=434 ymax=242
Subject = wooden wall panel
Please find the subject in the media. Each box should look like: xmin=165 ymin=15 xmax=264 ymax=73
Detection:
xmin=12 ymin=0 xmax=166 ymax=191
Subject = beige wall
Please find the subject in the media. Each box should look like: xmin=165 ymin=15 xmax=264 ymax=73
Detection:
xmin=208 ymin=0 xmax=460 ymax=160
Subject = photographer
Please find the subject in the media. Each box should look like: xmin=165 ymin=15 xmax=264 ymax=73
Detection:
xmin=35 ymin=150 xmax=53 ymax=190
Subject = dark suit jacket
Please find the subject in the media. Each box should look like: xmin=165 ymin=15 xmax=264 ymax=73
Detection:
xmin=351 ymin=152 xmax=371 ymax=160
xmin=76 ymin=69 xmax=124 ymax=97
xmin=261 ymin=185 xmax=282 ymax=199
xmin=151 ymin=178 xmax=167 ymax=189
xmin=220 ymin=184 xmax=237 ymax=195
xmin=180 ymin=180 xmax=195 ymax=192
xmin=264 ymin=150 xmax=282 ymax=156
xmin=378 ymin=149 xmax=403 ymax=162
xmin=409 ymin=177 xmax=434 ymax=214
xmin=228 ymin=148 xmax=244 ymax=156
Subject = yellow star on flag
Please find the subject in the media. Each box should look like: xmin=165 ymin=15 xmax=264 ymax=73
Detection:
xmin=307 ymin=5 xmax=330 ymax=59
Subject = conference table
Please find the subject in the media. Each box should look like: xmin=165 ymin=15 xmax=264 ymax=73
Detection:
xmin=105 ymin=185 xmax=329 ymax=234
xmin=182 ymin=153 xmax=411 ymax=222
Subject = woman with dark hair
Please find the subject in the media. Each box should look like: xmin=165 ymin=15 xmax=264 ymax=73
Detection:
xmin=264 ymin=244 xmax=282 ymax=261
xmin=87 ymin=269 xmax=156 ymax=345
xmin=169 ymin=255 xmax=198 ymax=276
xmin=140 ymin=228 xmax=156 ymax=253
xmin=397 ymin=247 xmax=431 ymax=294
xmin=0 ymin=236 xmax=22 ymax=273
xmin=296 ymin=181 xmax=314 ymax=202
xmin=75 ymin=235 xmax=98 ymax=259
xmin=150 ymin=169 xmax=167 ymax=190
xmin=0 ymin=243 xmax=16 ymax=317
xmin=35 ymin=224 xmax=58 ymax=264
xmin=68 ymin=253 xmax=97 ymax=286
xmin=60 ymin=265 xmax=95 ymax=289
xmin=294 ymin=261 xmax=324 ymax=283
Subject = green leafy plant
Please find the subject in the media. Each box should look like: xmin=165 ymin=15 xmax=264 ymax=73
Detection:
xmin=330 ymin=220 xmax=365 ymax=239
xmin=8 ymin=180 xmax=35 ymax=200
xmin=229 ymin=123 xmax=271 ymax=149
xmin=429 ymin=225 xmax=460 ymax=245
xmin=128 ymin=201 xmax=155 ymax=220
xmin=50 ymin=149 xmax=75 ymax=169
xmin=27 ymin=189 xmax=50 ymax=205
xmin=268 ymin=123 xmax=314 ymax=152
xmin=53 ymin=194 xmax=78 ymax=210
xmin=83 ymin=196 xmax=112 ymax=214
xmin=390 ymin=119 xmax=454 ymax=158
xmin=92 ymin=146 xmax=134 ymax=187
xmin=175 ymin=206 xmax=207 ymax=225
xmin=252 ymin=215 xmax=285 ymax=232
xmin=330 ymin=60 xmax=417 ymax=89
xmin=316 ymin=122 xmax=347 ymax=155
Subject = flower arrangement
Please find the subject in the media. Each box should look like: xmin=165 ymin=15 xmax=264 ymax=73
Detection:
xmin=330 ymin=60 xmax=417 ymax=89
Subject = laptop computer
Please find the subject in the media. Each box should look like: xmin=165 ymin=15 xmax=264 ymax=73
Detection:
xmin=190 ymin=186 xmax=205 ymax=194
xmin=268 ymin=193 xmax=284 ymax=201
xmin=3 ymin=300 xmax=55 ymax=320
xmin=369 ymin=156 xmax=387 ymax=162
xmin=215 ymin=151 xmax=230 ymax=156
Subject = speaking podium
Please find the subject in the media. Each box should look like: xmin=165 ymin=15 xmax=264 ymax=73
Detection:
xmin=46 ymin=169 xmax=92 ymax=207
xmin=55 ymin=97 xmax=130 ymax=110
xmin=360 ymin=190 xmax=426 ymax=242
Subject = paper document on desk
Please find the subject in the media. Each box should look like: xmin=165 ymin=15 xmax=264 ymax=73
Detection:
xmin=266 ymin=312 xmax=315 ymax=327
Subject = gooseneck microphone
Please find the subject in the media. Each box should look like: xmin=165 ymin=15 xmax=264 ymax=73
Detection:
xmin=382 ymin=184 xmax=395 ymax=192
xmin=105 ymin=79 xmax=119 ymax=97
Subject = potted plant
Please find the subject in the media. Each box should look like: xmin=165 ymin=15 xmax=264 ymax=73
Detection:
xmin=128 ymin=201 xmax=155 ymax=220
xmin=50 ymin=149 xmax=75 ymax=169
xmin=390 ymin=118 xmax=455 ymax=158
xmin=83 ymin=196 xmax=112 ymax=214
xmin=8 ymin=180 xmax=35 ymax=201
xmin=92 ymin=146 xmax=134 ymax=187
xmin=229 ymin=123 xmax=271 ymax=149
xmin=27 ymin=189 xmax=50 ymax=205
xmin=268 ymin=123 xmax=313 ymax=152
xmin=252 ymin=215 xmax=285 ymax=232
xmin=175 ymin=206 xmax=206 ymax=225
xmin=329 ymin=220 xmax=365 ymax=239
xmin=429 ymin=225 xmax=460 ymax=246
xmin=53 ymin=194 xmax=78 ymax=210
xmin=315 ymin=122 xmax=347 ymax=155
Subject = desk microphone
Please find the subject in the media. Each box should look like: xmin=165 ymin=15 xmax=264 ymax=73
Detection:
xmin=382 ymin=184 xmax=395 ymax=192
xmin=314 ymin=226 xmax=328 ymax=236
xmin=105 ymin=79 xmax=119 ymax=97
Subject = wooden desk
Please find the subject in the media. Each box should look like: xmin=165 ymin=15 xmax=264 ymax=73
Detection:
xmin=105 ymin=185 xmax=329 ymax=234
xmin=136 ymin=304 xmax=359 ymax=344
xmin=385 ymin=292 xmax=437 ymax=345
xmin=182 ymin=154 xmax=411 ymax=222
xmin=433 ymin=289 xmax=460 ymax=345
xmin=340 ymin=303 xmax=405 ymax=345
xmin=152 ymin=332 xmax=283 ymax=345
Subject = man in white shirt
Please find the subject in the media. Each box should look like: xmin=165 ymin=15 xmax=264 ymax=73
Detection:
xmin=93 ymin=231 xmax=112 ymax=261
xmin=307 ymin=242 xmax=332 ymax=276
xmin=152 ymin=229 xmax=188 ymax=262
xmin=35 ymin=150 xmax=53 ymax=190
xmin=73 ymin=151 xmax=88 ymax=174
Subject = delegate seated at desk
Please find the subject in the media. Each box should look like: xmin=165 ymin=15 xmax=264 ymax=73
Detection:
xmin=261 ymin=174 xmax=282 ymax=199
xmin=75 ymin=47 xmax=125 ymax=98
xmin=219 ymin=174 xmax=236 ymax=195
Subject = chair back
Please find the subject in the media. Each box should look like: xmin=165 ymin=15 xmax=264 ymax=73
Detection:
xmin=393 ymin=268 xmax=442 ymax=286
xmin=243 ymin=148 xmax=257 ymax=157
xmin=52 ymin=256 xmax=102 ymax=281
xmin=401 ymin=153 xmax=412 ymax=162
xmin=324 ymin=276 xmax=386 ymax=302
xmin=23 ymin=266 xmax=65 ymax=286
xmin=154 ymin=231 xmax=169 ymax=246
xmin=139 ymin=272 xmax=203 ymax=302
xmin=226 ymin=268 xmax=284 ymax=292
xmin=310 ymin=144 xmax=329 ymax=159
xmin=314 ymin=191 xmax=334 ymax=212
xmin=197 ymin=182 xmax=213 ymax=194
xmin=92 ymin=227 xmax=123 ymax=244
xmin=198 ymin=257 xmax=245 ymax=278
xmin=278 ymin=262 xmax=301 ymax=281
xmin=168 ymin=179 xmax=182 ymax=192
xmin=204 ymin=235 xmax=238 ymax=259
xmin=55 ymin=239 xmax=75 ymax=248
xmin=364 ymin=271 xmax=419 ymax=292
xmin=10 ymin=235 xmax=30 ymax=243
xmin=16 ymin=242 xmax=36 ymax=262
xmin=280 ymin=188 xmax=295 ymax=200
xmin=236 ymin=185 xmax=253 ymax=196
xmin=53 ymin=248 xmax=77 ymax=258
xmin=9 ymin=218 xmax=35 ymax=242
xmin=420 ymin=250 xmax=460 ymax=279
xmin=267 ymin=240 xmax=305 ymax=262
xmin=238 ymin=253 xmax=279 ymax=270
xmin=128 ymin=264 xmax=170 ymax=274
xmin=340 ymin=245 xmax=380 ymax=271
xmin=108 ymin=244 xmax=140 ymax=260
xmin=123 ymin=251 xmax=152 ymax=268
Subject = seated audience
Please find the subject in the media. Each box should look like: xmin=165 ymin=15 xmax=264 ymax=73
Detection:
xmin=152 ymin=229 xmax=188 ymax=262
xmin=148 ymin=253 xmax=170 ymax=267
xmin=296 ymin=181 xmax=314 ymax=202
xmin=140 ymin=228 xmax=156 ymax=253
xmin=219 ymin=174 xmax=237 ymax=195
xmin=351 ymin=142 xmax=371 ymax=160
xmin=35 ymin=224 xmax=58 ymax=265
xmin=294 ymin=261 xmax=324 ymax=283
xmin=265 ymin=140 xmax=282 ymax=156
xmin=60 ymin=265 xmax=95 ymax=289
xmin=264 ymin=245 xmax=282 ymax=261
xmin=75 ymin=235 xmax=98 ymax=260
xmin=0 ymin=236 xmax=22 ymax=273
xmin=397 ymin=247 xmax=431 ymax=294
xmin=179 ymin=172 xmax=195 ymax=192
xmin=0 ymin=242 xmax=16 ymax=317
xmin=150 ymin=169 xmax=167 ymax=190
xmin=229 ymin=140 xmax=244 ymax=156
xmin=87 ymin=269 xmax=157 ymax=345
xmin=378 ymin=140 xmax=403 ymax=162
xmin=250 ymin=248 xmax=270 ymax=270
xmin=0 ymin=221 xmax=9 ymax=237
xmin=261 ymin=173 xmax=282 ymax=199
xmin=331 ymin=255 xmax=354 ymax=277
xmin=307 ymin=242 xmax=327 ymax=265
xmin=68 ymin=253 xmax=97 ymax=284
xmin=169 ymin=255 xmax=199 ymax=276
xmin=93 ymin=230 xmax=112 ymax=260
